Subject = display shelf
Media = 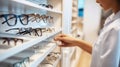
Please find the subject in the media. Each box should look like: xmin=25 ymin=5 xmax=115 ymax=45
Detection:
xmin=0 ymin=0 xmax=62 ymax=14
xmin=0 ymin=30 xmax=61 ymax=62
xmin=30 ymin=43 xmax=57 ymax=67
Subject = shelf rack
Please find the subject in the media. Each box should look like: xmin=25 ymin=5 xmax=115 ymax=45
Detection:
xmin=0 ymin=30 xmax=61 ymax=62
xmin=0 ymin=0 xmax=73 ymax=67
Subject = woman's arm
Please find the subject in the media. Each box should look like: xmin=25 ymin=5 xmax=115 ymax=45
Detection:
xmin=74 ymin=39 xmax=92 ymax=54
xmin=54 ymin=34 xmax=93 ymax=54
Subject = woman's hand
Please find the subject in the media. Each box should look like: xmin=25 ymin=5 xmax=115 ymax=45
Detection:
xmin=54 ymin=34 xmax=78 ymax=47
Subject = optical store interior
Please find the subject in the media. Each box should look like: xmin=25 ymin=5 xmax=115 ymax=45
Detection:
xmin=0 ymin=0 xmax=115 ymax=67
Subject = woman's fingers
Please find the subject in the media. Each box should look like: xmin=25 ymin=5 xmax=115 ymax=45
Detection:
xmin=58 ymin=43 xmax=75 ymax=47
xmin=57 ymin=41 xmax=74 ymax=47
xmin=57 ymin=34 xmax=67 ymax=37
xmin=54 ymin=34 xmax=76 ymax=47
xmin=54 ymin=34 xmax=67 ymax=41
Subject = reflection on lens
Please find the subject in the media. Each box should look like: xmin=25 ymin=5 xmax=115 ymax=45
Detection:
xmin=23 ymin=58 xmax=29 ymax=67
xmin=14 ymin=62 xmax=21 ymax=67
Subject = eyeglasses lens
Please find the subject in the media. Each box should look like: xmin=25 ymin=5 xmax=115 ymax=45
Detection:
xmin=7 ymin=15 xmax=16 ymax=26
xmin=20 ymin=16 xmax=28 ymax=25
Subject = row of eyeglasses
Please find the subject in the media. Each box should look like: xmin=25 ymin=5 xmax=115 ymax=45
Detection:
xmin=5 ymin=27 xmax=55 ymax=36
xmin=0 ymin=13 xmax=54 ymax=26
xmin=0 ymin=27 xmax=54 ymax=46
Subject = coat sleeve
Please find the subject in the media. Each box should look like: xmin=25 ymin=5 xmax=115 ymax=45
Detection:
xmin=100 ymin=28 xmax=120 ymax=67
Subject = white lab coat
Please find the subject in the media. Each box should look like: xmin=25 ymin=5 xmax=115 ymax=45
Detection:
xmin=91 ymin=10 xmax=120 ymax=67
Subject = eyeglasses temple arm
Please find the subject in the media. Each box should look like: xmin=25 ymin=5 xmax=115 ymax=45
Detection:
xmin=5 ymin=28 xmax=19 ymax=32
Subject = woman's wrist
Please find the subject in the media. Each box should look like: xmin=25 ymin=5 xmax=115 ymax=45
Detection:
xmin=74 ymin=38 xmax=92 ymax=54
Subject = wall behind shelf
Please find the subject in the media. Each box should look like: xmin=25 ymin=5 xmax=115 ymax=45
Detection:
xmin=83 ymin=0 xmax=102 ymax=43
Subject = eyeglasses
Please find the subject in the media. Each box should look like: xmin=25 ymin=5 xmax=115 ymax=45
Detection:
xmin=27 ymin=13 xmax=42 ymax=23
xmin=28 ymin=14 xmax=54 ymax=23
xmin=5 ymin=27 xmax=33 ymax=35
xmin=16 ymin=28 xmax=33 ymax=35
xmin=5 ymin=27 xmax=55 ymax=37
xmin=40 ymin=15 xmax=54 ymax=23
xmin=5 ymin=28 xmax=43 ymax=36
xmin=0 ymin=14 xmax=29 ymax=26
xmin=39 ymin=4 xmax=53 ymax=9
xmin=0 ymin=37 xmax=23 ymax=46
xmin=32 ymin=28 xmax=42 ymax=36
